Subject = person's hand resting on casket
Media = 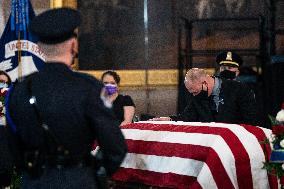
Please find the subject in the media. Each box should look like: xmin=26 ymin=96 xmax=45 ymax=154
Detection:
xmin=148 ymin=117 xmax=172 ymax=121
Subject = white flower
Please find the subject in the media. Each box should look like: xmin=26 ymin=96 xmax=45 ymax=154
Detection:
xmin=0 ymin=116 xmax=5 ymax=126
xmin=282 ymin=164 xmax=284 ymax=170
xmin=276 ymin=109 xmax=284 ymax=123
xmin=280 ymin=140 xmax=284 ymax=148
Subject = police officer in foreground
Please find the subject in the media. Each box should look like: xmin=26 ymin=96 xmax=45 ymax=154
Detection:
xmin=216 ymin=51 xmax=243 ymax=80
xmin=4 ymin=8 xmax=127 ymax=189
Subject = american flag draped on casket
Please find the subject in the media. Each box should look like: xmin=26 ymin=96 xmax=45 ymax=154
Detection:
xmin=112 ymin=121 xmax=278 ymax=189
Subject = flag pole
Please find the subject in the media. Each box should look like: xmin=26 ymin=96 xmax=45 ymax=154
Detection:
xmin=17 ymin=30 xmax=22 ymax=81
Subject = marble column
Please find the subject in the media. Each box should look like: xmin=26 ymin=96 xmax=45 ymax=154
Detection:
xmin=0 ymin=0 xmax=5 ymax=36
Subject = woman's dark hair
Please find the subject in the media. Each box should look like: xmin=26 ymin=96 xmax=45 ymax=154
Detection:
xmin=101 ymin=71 xmax=120 ymax=84
xmin=0 ymin=70 xmax=12 ymax=86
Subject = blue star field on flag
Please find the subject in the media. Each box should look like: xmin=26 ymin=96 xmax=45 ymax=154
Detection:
xmin=0 ymin=0 xmax=45 ymax=81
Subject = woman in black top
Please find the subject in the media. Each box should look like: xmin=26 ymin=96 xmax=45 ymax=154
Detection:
xmin=101 ymin=71 xmax=135 ymax=125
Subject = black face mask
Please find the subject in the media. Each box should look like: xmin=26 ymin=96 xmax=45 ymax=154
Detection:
xmin=219 ymin=70 xmax=237 ymax=80
xmin=194 ymin=83 xmax=208 ymax=100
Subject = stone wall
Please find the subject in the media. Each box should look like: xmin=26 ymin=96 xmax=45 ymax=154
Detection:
xmin=1 ymin=0 xmax=284 ymax=117
xmin=121 ymin=86 xmax=178 ymax=119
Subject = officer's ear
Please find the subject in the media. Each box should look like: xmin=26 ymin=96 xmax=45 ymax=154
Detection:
xmin=71 ymin=38 xmax=78 ymax=58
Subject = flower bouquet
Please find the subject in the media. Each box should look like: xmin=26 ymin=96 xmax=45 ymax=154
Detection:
xmin=0 ymin=88 xmax=8 ymax=126
xmin=0 ymin=87 xmax=21 ymax=188
xmin=264 ymin=102 xmax=284 ymax=187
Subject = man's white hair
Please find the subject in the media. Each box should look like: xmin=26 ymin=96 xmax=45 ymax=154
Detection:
xmin=184 ymin=68 xmax=207 ymax=84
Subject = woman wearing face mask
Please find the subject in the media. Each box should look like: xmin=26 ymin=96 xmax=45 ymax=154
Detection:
xmin=0 ymin=71 xmax=11 ymax=90
xmin=0 ymin=71 xmax=11 ymax=125
xmin=101 ymin=71 xmax=135 ymax=126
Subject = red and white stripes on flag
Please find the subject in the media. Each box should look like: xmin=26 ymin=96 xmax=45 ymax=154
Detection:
xmin=112 ymin=122 xmax=278 ymax=189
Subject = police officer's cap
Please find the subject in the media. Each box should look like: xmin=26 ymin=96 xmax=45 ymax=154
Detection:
xmin=216 ymin=51 xmax=243 ymax=67
xmin=30 ymin=8 xmax=81 ymax=44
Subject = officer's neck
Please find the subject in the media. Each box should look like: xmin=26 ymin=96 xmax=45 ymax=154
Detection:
xmin=46 ymin=54 xmax=72 ymax=68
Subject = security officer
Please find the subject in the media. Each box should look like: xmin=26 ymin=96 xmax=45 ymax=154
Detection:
xmin=4 ymin=8 xmax=127 ymax=189
xmin=216 ymin=51 xmax=243 ymax=80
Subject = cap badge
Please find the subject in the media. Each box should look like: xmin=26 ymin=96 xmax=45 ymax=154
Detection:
xmin=226 ymin=52 xmax=233 ymax=61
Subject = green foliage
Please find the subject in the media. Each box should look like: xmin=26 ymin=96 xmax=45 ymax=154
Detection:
xmin=269 ymin=114 xmax=279 ymax=126
xmin=260 ymin=138 xmax=270 ymax=144
xmin=273 ymin=134 xmax=284 ymax=146
xmin=0 ymin=96 xmax=4 ymax=103
xmin=263 ymin=115 xmax=284 ymax=186
xmin=10 ymin=170 xmax=21 ymax=189
xmin=263 ymin=162 xmax=284 ymax=177
xmin=262 ymin=133 xmax=284 ymax=179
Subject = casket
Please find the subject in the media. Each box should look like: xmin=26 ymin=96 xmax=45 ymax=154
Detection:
xmin=112 ymin=121 xmax=277 ymax=189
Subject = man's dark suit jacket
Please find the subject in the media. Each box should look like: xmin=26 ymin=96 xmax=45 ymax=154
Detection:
xmin=172 ymin=79 xmax=260 ymax=126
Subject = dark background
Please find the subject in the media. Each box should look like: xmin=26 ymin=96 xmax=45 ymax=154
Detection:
xmin=78 ymin=0 xmax=281 ymax=70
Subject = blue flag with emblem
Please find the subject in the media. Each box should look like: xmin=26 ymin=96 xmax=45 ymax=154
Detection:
xmin=0 ymin=0 xmax=45 ymax=81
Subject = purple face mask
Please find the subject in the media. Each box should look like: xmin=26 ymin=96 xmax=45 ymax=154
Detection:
xmin=105 ymin=84 xmax=118 ymax=95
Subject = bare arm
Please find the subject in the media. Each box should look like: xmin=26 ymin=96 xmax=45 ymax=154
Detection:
xmin=120 ymin=106 xmax=135 ymax=126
